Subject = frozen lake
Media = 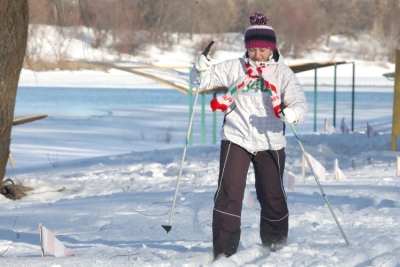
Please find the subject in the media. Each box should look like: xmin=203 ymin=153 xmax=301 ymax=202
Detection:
xmin=15 ymin=85 xmax=393 ymax=129
xmin=9 ymin=85 xmax=394 ymax=168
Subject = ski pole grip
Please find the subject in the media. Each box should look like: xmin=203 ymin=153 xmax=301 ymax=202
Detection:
xmin=202 ymin=41 xmax=214 ymax=59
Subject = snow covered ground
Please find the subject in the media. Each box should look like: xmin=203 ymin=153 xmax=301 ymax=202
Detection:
xmin=1 ymin=27 xmax=400 ymax=266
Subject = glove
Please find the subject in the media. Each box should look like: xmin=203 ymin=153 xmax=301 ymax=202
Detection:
xmin=279 ymin=107 xmax=299 ymax=124
xmin=194 ymin=54 xmax=212 ymax=72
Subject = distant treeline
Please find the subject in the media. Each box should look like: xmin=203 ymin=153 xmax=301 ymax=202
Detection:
xmin=29 ymin=0 xmax=400 ymax=62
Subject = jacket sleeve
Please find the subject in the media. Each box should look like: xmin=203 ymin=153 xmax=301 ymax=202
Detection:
xmin=278 ymin=64 xmax=308 ymax=125
xmin=190 ymin=59 xmax=242 ymax=91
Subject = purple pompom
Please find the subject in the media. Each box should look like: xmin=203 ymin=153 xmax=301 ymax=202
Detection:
xmin=249 ymin=12 xmax=268 ymax=25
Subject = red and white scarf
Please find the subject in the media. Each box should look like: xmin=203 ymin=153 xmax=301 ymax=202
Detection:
xmin=210 ymin=61 xmax=281 ymax=117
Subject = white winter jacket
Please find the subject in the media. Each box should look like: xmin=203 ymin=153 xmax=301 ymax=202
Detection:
xmin=193 ymin=51 xmax=307 ymax=153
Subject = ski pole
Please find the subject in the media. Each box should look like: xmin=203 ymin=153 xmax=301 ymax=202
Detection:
xmin=281 ymin=104 xmax=350 ymax=245
xmin=162 ymin=41 xmax=214 ymax=233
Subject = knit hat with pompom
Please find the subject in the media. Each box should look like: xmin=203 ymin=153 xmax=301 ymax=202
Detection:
xmin=244 ymin=12 xmax=276 ymax=50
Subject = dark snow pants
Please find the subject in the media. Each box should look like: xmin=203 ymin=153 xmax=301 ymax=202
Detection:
xmin=212 ymin=140 xmax=288 ymax=257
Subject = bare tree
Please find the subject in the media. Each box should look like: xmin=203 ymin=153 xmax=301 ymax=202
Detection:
xmin=317 ymin=0 xmax=370 ymax=47
xmin=255 ymin=0 xmax=321 ymax=58
xmin=0 ymin=0 xmax=29 ymax=196
xmin=24 ymin=0 xmax=400 ymax=62
xmin=380 ymin=0 xmax=400 ymax=62
xmin=371 ymin=0 xmax=387 ymax=35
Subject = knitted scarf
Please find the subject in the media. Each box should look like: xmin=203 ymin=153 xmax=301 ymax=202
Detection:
xmin=210 ymin=61 xmax=281 ymax=117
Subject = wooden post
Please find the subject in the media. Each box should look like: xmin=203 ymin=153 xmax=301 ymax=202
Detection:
xmin=334 ymin=158 xmax=338 ymax=180
xmin=39 ymin=223 xmax=44 ymax=257
xmin=8 ymin=153 xmax=14 ymax=168
xmin=392 ymin=50 xmax=400 ymax=151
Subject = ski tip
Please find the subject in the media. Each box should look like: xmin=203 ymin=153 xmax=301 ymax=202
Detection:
xmin=162 ymin=225 xmax=172 ymax=233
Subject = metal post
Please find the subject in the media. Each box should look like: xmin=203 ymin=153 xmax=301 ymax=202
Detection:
xmin=314 ymin=64 xmax=317 ymax=132
xmin=351 ymin=63 xmax=355 ymax=132
xmin=201 ymin=93 xmax=205 ymax=145
xmin=213 ymin=92 xmax=217 ymax=144
xmin=189 ymin=68 xmax=193 ymax=146
xmin=333 ymin=64 xmax=337 ymax=127
xmin=392 ymin=50 xmax=400 ymax=151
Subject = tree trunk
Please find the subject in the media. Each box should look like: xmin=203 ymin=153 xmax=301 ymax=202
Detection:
xmin=0 ymin=0 xmax=29 ymax=182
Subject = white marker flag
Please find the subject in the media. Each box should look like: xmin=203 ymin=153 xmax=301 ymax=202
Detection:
xmin=367 ymin=123 xmax=378 ymax=137
xmin=283 ymin=170 xmax=295 ymax=191
xmin=340 ymin=117 xmax=350 ymax=133
xmin=304 ymin=153 xmax=326 ymax=181
xmin=334 ymin=158 xmax=347 ymax=180
xmin=242 ymin=171 xmax=296 ymax=209
xmin=324 ymin=119 xmax=336 ymax=134
xmin=39 ymin=223 xmax=76 ymax=257
xmin=243 ymin=188 xmax=255 ymax=210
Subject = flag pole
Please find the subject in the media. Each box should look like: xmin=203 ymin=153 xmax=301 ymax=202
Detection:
xmin=39 ymin=223 xmax=44 ymax=257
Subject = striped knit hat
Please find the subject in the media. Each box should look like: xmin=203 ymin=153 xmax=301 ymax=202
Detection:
xmin=244 ymin=12 xmax=276 ymax=50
